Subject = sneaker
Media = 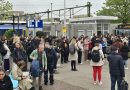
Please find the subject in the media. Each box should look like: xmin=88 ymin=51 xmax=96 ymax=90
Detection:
xmin=93 ymin=81 xmax=97 ymax=85
xmin=80 ymin=63 xmax=83 ymax=65
xmin=99 ymin=81 xmax=103 ymax=86
xmin=125 ymin=67 xmax=128 ymax=70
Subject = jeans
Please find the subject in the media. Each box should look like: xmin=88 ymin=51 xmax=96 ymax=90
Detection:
xmin=111 ymin=75 xmax=122 ymax=90
xmin=44 ymin=66 xmax=54 ymax=84
xmin=123 ymin=60 xmax=128 ymax=68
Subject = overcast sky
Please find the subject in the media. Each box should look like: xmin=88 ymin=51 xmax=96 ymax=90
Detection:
xmin=12 ymin=0 xmax=105 ymax=16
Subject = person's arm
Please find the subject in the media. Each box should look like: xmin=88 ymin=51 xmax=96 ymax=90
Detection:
xmin=99 ymin=50 xmax=104 ymax=59
xmin=119 ymin=56 xmax=125 ymax=78
xmin=11 ymin=64 xmax=22 ymax=80
xmin=30 ymin=50 xmax=36 ymax=60
xmin=6 ymin=76 xmax=13 ymax=90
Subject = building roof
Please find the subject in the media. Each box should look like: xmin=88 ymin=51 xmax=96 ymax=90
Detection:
xmin=70 ymin=16 xmax=118 ymax=22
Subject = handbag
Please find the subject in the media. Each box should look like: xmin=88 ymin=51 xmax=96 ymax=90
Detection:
xmin=121 ymin=80 xmax=129 ymax=90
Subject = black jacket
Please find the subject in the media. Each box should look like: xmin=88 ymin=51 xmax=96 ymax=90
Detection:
xmin=120 ymin=45 xmax=129 ymax=60
xmin=12 ymin=48 xmax=27 ymax=62
xmin=107 ymin=52 xmax=125 ymax=77
xmin=45 ymin=48 xmax=56 ymax=67
xmin=0 ymin=75 xmax=13 ymax=90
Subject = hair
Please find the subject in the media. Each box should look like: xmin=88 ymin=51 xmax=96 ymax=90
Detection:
xmin=70 ymin=38 xmax=76 ymax=45
xmin=95 ymin=43 xmax=99 ymax=47
xmin=111 ymin=46 xmax=118 ymax=52
xmin=0 ymin=67 xmax=5 ymax=73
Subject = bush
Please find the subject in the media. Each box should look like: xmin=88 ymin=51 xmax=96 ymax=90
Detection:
xmin=4 ymin=29 xmax=15 ymax=39
xmin=36 ymin=31 xmax=45 ymax=38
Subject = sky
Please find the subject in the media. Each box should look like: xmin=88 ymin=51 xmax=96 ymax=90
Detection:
xmin=11 ymin=0 xmax=106 ymax=17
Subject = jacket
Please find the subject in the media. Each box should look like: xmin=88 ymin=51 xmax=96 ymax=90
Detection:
xmin=120 ymin=45 xmax=129 ymax=60
xmin=90 ymin=46 xmax=104 ymax=66
xmin=0 ymin=75 xmax=13 ymax=90
xmin=44 ymin=48 xmax=56 ymax=67
xmin=107 ymin=52 xmax=125 ymax=77
xmin=30 ymin=49 xmax=47 ymax=70
xmin=3 ymin=43 xmax=11 ymax=59
xmin=12 ymin=48 xmax=27 ymax=62
xmin=11 ymin=63 xmax=32 ymax=90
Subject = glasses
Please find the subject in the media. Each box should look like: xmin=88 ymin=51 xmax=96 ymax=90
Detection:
xmin=0 ymin=74 xmax=4 ymax=75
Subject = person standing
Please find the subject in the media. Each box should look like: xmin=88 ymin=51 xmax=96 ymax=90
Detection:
xmin=44 ymin=41 xmax=56 ymax=85
xmin=90 ymin=43 xmax=104 ymax=86
xmin=77 ymin=37 xmax=83 ymax=64
xmin=69 ymin=37 xmax=78 ymax=71
xmin=30 ymin=43 xmax=47 ymax=90
xmin=120 ymin=42 xmax=129 ymax=69
xmin=83 ymin=36 xmax=89 ymax=61
xmin=107 ymin=46 xmax=125 ymax=90
xmin=0 ymin=37 xmax=11 ymax=72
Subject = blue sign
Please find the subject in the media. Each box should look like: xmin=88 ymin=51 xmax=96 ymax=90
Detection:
xmin=27 ymin=20 xmax=43 ymax=28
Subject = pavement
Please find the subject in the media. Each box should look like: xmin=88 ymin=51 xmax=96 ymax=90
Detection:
xmin=42 ymin=59 xmax=130 ymax=90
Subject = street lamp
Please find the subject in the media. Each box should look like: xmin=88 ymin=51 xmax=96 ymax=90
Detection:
xmin=63 ymin=0 xmax=66 ymax=37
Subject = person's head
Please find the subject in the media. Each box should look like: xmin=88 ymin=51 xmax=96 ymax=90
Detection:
xmin=111 ymin=46 xmax=118 ymax=53
xmin=15 ymin=42 xmax=21 ymax=49
xmin=0 ymin=67 xmax=5 ymax=80
xmin=95 ymin=43 xmax=99 ymax=47
xmin=70 ymin=38 xmax=76 ymax=45
xmin=16 ymin=60 xmax=26 ymax=70
xmin=38 ymin=43 xmax=45 ymax=52
xmin=45 ymin=42 xmax=51 ymax=48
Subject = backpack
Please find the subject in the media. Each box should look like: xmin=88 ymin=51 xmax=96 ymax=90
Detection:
xmin=91 ymin=49 xmax=100 ymax=62
xmin=0 ymin=44 xmax=7 ymax=56
xmin=69 ymin=44 xmax=76 ymax=55
xmin=30 ymin=60 xmax=40 ymax=77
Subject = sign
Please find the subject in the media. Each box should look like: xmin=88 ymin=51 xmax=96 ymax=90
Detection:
xmin=62 ymin=26 xmax=67 ymax=33
xmin=27 ymin=20 xmax=43 ymax=28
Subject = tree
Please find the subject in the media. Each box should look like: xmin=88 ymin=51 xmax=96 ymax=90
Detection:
xmin=97 ymin=0 xmax=130 ymax=24
xmin=0 ymin=0 xmax=12 ymax=20
xmin=4 ymin=29 xmax=15 ymax=39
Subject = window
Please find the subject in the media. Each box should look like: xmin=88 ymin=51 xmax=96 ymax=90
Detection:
xmin=97 ymin=24 xmax=102 ymax=31
xmin=104 ymin=24 xmax=108 ymax=30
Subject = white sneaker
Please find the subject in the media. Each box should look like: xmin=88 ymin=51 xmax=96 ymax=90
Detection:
xmin=80 ymin=63 xmax=83 ymax=65
xmin=125 ymin=67 xmax=128 ymax=70
xmin=99 ymin=81 xmax=103 ymax=86
xmin=93 ymin=81 xmax=97 ymax=85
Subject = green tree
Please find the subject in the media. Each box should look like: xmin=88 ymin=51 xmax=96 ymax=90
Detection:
xmin=0 ymin=0 xmax=12 ymax=20
xmin=97 ymin=0 xmax=130 ymax=24
xmin=4 ymin=29 xmax=15 ymax=39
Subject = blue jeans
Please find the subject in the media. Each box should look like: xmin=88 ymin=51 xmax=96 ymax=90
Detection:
xmin=111 ymin=75 xmax=122 ymax=90
xmin=123 ymin=60 xmax=128 ymax=68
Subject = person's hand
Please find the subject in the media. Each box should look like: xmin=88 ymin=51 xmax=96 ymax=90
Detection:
xmin=122 ymin=77 xmax=125 ymax=80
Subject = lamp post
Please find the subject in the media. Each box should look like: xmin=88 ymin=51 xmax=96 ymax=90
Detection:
xmin=63 ymin=0 xmax=66 ymax=37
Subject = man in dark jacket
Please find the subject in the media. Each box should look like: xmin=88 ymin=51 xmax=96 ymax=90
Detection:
xmin=0 ymin=68 xmax=13 ymax=90
xmin=44 ymin=42 xmax=56 ymax=85
xmin=107 ymin=46 xmax=125 ymax=90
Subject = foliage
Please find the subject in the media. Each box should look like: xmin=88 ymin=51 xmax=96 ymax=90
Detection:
xmin=36 ymin=31 xmax=45 ymax=38
xmin=96 ymin=0 xmax=130 ymax=24
xmin=0 ymin=0 xmax=13 ymax=20
xmin=4 ymin=29 xmax=15 ymax=39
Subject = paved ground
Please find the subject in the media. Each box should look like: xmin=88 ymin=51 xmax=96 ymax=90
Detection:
xmin=42 ymin=59 xmax=130 ymax=90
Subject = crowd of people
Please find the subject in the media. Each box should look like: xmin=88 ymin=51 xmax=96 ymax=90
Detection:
xmin=0 ymin=33 xmax=129 ymax=90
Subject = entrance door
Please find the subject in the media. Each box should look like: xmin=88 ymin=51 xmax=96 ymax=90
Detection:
xmin=78 ymin=30 xmax=85 ymax=37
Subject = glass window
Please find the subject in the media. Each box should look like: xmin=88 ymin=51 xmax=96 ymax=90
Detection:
xmin=104 ymin=24 xmax=108 ymax=30
xmin=97 ymin=24 xmax=102 ymax=31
